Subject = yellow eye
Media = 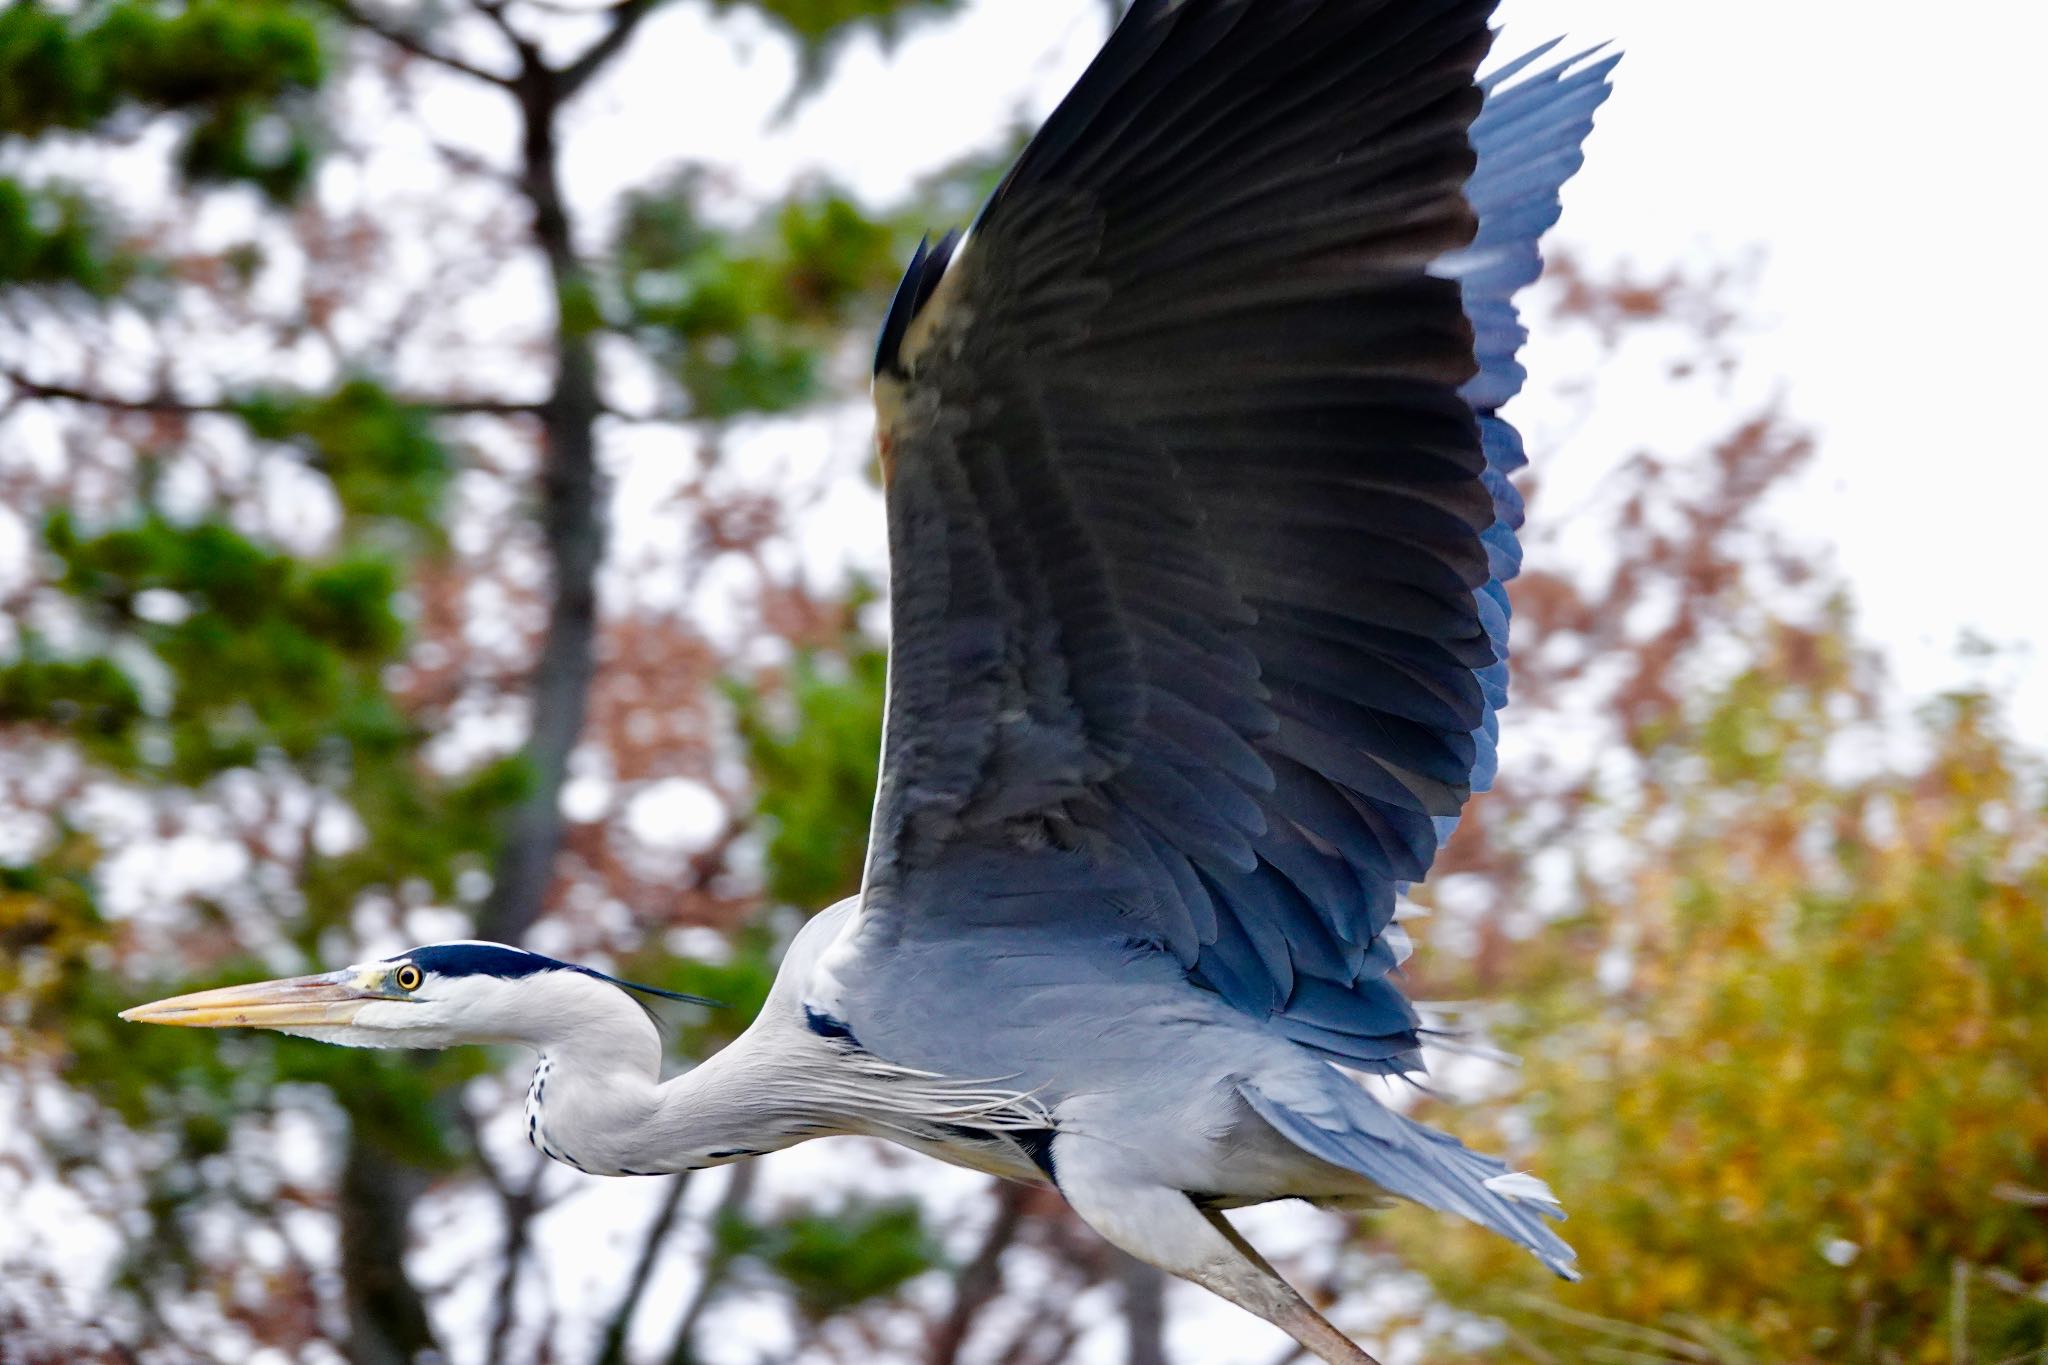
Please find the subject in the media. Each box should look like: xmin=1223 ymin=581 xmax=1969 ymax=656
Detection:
xmin=394 ymin=964 xmax=423 ymax=992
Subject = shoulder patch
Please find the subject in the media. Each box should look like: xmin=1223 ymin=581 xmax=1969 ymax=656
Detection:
xmin=803 ymin=1004 xmax=859 ymax=1045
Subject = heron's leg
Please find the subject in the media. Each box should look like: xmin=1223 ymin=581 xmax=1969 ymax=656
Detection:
xmin=1195 ymin=1205 xmax=1379 ymax=1365
xmin=1054 ymin=1138 xmax=1382 ymax=1365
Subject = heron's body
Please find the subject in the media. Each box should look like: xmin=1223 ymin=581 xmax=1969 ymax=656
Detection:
xmin=512 ymin=902 xmax=1334 ymax=1200
xmin=124 ymin=4 xmax=1615 ymax=1359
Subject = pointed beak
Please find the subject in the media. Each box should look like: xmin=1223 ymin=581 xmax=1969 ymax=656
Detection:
xmin=120 ymin=970 xmax=383 ymax=1030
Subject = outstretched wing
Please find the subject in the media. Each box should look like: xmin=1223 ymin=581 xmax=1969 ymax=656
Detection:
xmin=861 ymin=0 xmax=1614 ymax=1072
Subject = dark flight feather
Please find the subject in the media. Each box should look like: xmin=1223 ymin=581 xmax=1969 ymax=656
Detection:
xmin=863 ymin=0 xmax=1614 ymax=1081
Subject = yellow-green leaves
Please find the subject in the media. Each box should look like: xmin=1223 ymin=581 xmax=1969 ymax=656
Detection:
xmin=1394 ymin=631 xmax=2048 ymax=1363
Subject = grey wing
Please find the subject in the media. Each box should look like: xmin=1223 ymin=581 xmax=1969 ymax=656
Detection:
xmin=861 ymin=0 xmax=1615 ymax=1073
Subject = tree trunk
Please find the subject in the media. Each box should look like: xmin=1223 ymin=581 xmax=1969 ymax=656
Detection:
xmin=1121 ymin=1255 xmax=1170 ymax=1365
xmin=339 ymin=1136 xmax=439 ymax=1365
xmin=929 ymin=1182 xmax=1030 ymax=1365
xmin=479 ymin=59 xmax=606 ymax=948
xmin=334 ymin=33 xmax=612 ymax=1365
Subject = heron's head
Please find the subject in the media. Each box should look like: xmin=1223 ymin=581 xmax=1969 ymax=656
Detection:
xmin=119 ymin=941 xmax=717 ymax=1052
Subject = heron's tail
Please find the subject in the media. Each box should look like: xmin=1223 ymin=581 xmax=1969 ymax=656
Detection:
xmin=1239 ymin=1077 xmax=1577 ymax=1279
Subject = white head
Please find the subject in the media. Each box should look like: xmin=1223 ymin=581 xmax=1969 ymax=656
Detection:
xmin=119 ymin=941 xmax=719 ymax=1054
xmin=122 ymin=929 xmax=878 ymax=1178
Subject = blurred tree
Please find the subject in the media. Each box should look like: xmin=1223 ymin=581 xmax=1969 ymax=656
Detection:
xmin=0 ymin=0 xmax=1003 ymax=1361
xmin=1361 ymin=260 xmax=2048 ymax=1364
xmin=6 ymin=7 xmax=2035 ymax=1365
xmin=1391 ymin=622 xmax=2048 ymax=1365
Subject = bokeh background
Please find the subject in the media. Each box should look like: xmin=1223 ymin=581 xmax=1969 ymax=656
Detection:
xmin=2 ymin=2 xmax=2044 ymax=1363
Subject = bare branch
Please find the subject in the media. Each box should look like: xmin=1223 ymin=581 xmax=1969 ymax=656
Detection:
xmin=559 ymin=0 xmax=661 ymax=99
xmin=2 ymin=368 xmax=544 ymax=419
xmin=409 ymin=396 xmax=550 ymax=417
xmin=475 ymin=6 xmax=609 ymax=945
xmin=928 ymin=1182 xmax=1030 ymax=1365
xmin=428 ymin=135 xmax=521 ymax=189
xmin=483 ymin=1162 xmax=549 ymax=1365
xmin=470 ymin=0 xmax=541 ymax=68
xmin=319 ymin=0 xmax=515 ymax=87
xmin=2 ymin=370 xmax=234 ymax=415
xmin=661 ymin=1162 xmax=757 ymax=1365
xmin=339 ymin=1139 xmax=443 ymax=1365
xmin=594 ymin=1173 xmax=695 ymax=1365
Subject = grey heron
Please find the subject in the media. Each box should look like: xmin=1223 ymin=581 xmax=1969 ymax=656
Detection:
xmin=123 ymin=2 xmax=1615 ymax=1359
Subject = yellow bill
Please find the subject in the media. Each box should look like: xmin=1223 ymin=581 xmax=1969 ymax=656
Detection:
xmin=120 ymin=970 xmax=386 ymax=1030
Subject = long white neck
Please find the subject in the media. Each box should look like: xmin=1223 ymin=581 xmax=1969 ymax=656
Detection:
xmin=518 ymin=901 xmax=1054 ymax=1178
xmin=523 ymin=988 xmax=853 ymax=1178
xmin=522 ymin=905 xmax=872 ymax=1177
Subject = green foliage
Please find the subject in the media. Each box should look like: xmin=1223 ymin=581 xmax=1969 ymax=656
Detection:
xmin=93 ymin=2 xmax=324 ymax=110
xmin=19 ymin=501 xmax=525 ymax=919
xmin=174 ymin=100 xmax=320 ymax=204
xmin=723 ymin=1197 xmax=944 ymax=1322
xmin=0 ymin=647 xmax=145 ymax=766
xmin=273 ymin=1044 xmax=486 ymax=1169
xmin=234 ymin=379 xmax=453 ymax=532
xmin=5 ymin=494 xmax=513 ymax=1282
xmin=0 ymin=0 xmax=326 ymax=200
xmin=613 ymin=176 xmax=906 ymax=418
xmin=728 ymin=640 xmax=887 ymax=908
xmin=0 ymin=835 xmax=107 ymax=1004
xmin=0 ymin=4 xmax=95 ymax=133
xmin=0 ymin=1 xmax=325 ymax=128
xmin=1393 ymin=630 xmax=2048 ymax=1364
xmin=41 ymin=511 xmax=407 ymax=776
xmin=0 ymin=841 xmax=237 ymax=1182
xmin=710 ymin=0 xmax=972 ymax=96
xmin=898 ymin=133 xmax=1024 ymax=231
xmin=0 ymin=179 xmax=129 ymax=293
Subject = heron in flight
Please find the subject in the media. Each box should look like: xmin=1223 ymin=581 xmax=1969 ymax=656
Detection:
xmin=124 ymin=3 xmax=1614 ymax=1359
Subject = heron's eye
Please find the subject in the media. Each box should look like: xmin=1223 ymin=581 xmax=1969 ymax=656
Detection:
xmin=393 ymin=964 xmax=423 ymax=992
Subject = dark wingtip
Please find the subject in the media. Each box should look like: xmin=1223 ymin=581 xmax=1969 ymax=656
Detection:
xmin=873 ymin=228 xmax=963 ymax=379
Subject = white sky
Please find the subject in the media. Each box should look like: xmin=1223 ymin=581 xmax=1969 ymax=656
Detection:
xmin=1496 ymin=0 xmax=2048 ymax=730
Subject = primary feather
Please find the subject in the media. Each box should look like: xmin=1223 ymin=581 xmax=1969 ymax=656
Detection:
xmin=827 ymin=0 xmax=1615 ymax=1278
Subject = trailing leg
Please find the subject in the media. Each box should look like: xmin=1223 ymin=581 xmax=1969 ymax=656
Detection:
xmin=1197 ymin=1205 xmax=1378 ymax=1365
xmin=1053 ymin=1135 xmax=1381 ymax=1365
